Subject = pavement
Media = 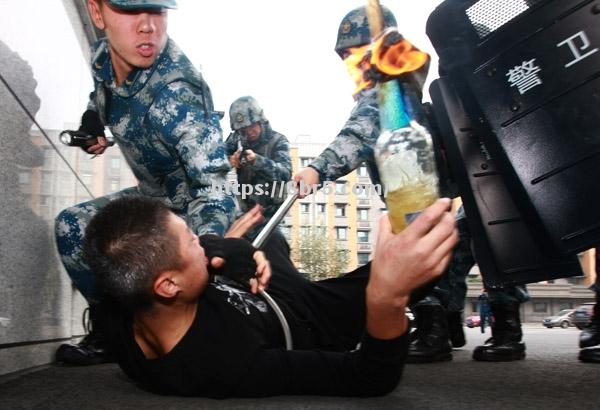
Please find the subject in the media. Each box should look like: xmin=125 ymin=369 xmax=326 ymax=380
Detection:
xmin=0 ymin=324 xmax=597 ymax=410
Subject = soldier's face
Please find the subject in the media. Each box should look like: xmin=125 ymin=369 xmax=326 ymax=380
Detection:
xmin=241 ymin=123 xmax=262 ymax=142
xmin=88 ymin=0 xmax=168 ymax=83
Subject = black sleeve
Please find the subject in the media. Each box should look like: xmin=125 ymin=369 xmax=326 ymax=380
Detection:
xmin=231 ymin=332 xmax=409 ymax=397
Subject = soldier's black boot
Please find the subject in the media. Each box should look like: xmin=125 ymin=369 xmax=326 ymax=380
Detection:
xmin=56 ymin=304 xmax=113 ymax=365
xmin=579 ymin=298 xmax=600 ymax=349
xmin=447 ymin=311 xmax=466 ymax=348
xmin=407 ymin=298 xmax=452 ymax=363
xmin=579 ymin=295 xmax=600 ymax=363
xmin=473 ymin=303 xmax=525 ymax=362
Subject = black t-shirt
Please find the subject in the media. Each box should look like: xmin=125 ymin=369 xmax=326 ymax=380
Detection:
xmin=110 ymin=238 xmax=409 ymax=398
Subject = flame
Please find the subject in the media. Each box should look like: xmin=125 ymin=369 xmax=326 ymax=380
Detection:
xmin=344 ymin=28 xmax=430 ymax=95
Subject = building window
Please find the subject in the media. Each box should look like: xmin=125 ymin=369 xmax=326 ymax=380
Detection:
xmin=336 ymin=227 xmax=347 ymax=240
xmin=43 ymin=148 xmax=54 ymax=167
xmin=280 ymin=225 xmax=291 ymax=239
xmin=110 ymin=157 xmax=121 ymax=170
xmin=358 ymin=208 xmax=369 ymax=221
xmin=300 ymin=226 xmax=310 ymax=236
xmin=300 ymin=203 xmax=310 ymax=213
xmin=41 ymin=171 xmax=53 ymax=194
xmin=300 ymin=157 xmax=313 ymax=168
xmin=18 ymin=172 xmax=31 ymax=184
xmin=357 ymin=230 xmax=369 ymax=243
xmin=335 ymin=204 xmax=346 ymax=217
xmin=356 ymin=184 xmax=370 ymax=198
xmin=317 ymin=203 xmax=326 ymax=213
xmin=39 ymin=195 xmax=51 ymax=206
xmin=108 ymin=179 xmax=120 ymax=193
xmin=357 ymin=164 xmax=368 ymax=177
xmin=335 ymin=181 xmax=346 ymax=195
xmin=559 ymin=302 xmax=573 ymax=310
xmin=357 ymin=253 xmax=370 ymax=265
xmin=533 ymin=302 xmax=548 ymax=313
xmin=81 ymin=172 xmax=93 ymax=186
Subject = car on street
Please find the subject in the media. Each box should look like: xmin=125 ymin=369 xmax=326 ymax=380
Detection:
xmin=465 ymin=315 xmax=481 ymax=328
xmin=572 ymin=302 xmax=596 ymax=330
xmin=542 ymin=309 xmax=575 ymax=328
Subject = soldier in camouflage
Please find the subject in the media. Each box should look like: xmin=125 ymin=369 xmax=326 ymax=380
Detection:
xmin=225 ymin=96 xmax=292 ymax=241
xmin=54 ymin=0 xmax=239 ymax=365
xmin=293 ymin=4 xmax=529 ymax=363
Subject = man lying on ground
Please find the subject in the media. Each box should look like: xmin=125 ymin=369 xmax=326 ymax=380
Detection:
xmin=84 ymin=196 xmax=457 ymax=398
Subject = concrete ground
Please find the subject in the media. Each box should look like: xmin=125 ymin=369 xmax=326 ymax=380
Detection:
xmin=0 ymin=324 xmax=597 ymax=410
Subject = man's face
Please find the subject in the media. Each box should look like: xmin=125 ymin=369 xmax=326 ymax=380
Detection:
xmin=240 ymin=122 xmax=262 ymax=142
xmin=88 ymin=0 xmax=168 ymax=83
xmin=167 ymin=213 xmax=209 ymax=299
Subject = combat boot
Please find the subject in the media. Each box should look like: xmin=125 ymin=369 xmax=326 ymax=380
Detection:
xmin=579 ymin=300 xmax=600 ymax=348
xmin=56 ymin=304 xmax=113 ymax=365
xmin=407 ymin=298 xmax=452 ymax=363
xmin=579 ymin=346 xmax=600 ymax=363
xmin=472 ymin=303 xmax=525 ymax=362
xmin=447 ymin=311 xmax=466 ymax=348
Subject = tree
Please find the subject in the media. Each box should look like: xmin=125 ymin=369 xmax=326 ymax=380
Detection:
xmin=293 ymin=226 xmax=348 ymax=281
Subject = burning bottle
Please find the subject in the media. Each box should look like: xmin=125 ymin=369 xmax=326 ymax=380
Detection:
xmin=375 ymin=78 xmax=439 ymax=233
xmin=343 ymin=23 xmax=440 ymax=233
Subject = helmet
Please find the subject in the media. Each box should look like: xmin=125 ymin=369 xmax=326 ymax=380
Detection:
xmin=334 ymin=5 xmax=397 ymax=57
xmin=107 ymin=0 xmax=177 ymax=10
xmin=229 ymin=96 xmax=267 ymax=131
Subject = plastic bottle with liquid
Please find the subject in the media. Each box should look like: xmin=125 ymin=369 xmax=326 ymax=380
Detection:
xmin=374 ymin=79 xmax=440 ymax=233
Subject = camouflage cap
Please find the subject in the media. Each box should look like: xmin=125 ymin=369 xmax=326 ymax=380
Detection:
xmin=107 ymin=0 xmax=177 ymax=10
xmin=229 ymin=96 xmax=267 ymax=131
xmin=334 ymin=5 xmax=397 ymax=57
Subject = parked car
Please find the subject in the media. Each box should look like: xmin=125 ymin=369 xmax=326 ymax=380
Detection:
xmin=465 ymin=315 xmax=481 ymax=328
xmin=572 ymin=302 xmax=596 ymax=330
xmin=542 ymin=309 xmax=575 ymax=328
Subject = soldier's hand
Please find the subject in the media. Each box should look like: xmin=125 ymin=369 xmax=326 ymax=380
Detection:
xmin=229 ymin=151 xmax=241 ymax=168
xmin=86 ymin=135 xmax=109 ymax=156
xmin=244 ymin=149 xmax=256 ymax=164
xmin=225 ymin=205 xmax=265 ymax=238
xmin=293 ymin=167 xmax=320 ymax=198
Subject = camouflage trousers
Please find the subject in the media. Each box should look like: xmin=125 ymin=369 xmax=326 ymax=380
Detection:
xmin=434 ymin=206 xmax=530 ymax=312
xmin=54 ymin=187 xmax=210 ymax=303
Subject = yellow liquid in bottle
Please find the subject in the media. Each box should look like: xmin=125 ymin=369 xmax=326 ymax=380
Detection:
xmin=386 ymin=181 xmax=438 ymax=233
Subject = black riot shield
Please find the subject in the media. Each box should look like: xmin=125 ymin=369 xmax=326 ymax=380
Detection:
xmin=429 ymin=77 xmax=583 ymax=287
xmin=427 ymin=0 xmax=600 ymax=256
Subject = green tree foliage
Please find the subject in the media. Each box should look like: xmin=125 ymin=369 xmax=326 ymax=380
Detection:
xmin=294 ymin=227 xmax=348 ymax=281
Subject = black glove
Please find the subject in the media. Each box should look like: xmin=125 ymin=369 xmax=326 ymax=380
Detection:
xmin=79 ymin=109 xmax=105 ymax=138
xmin=78 ymin=110 xmax=108 ymax=153
xmin=199 ymin=235 xmax=258 ymax=288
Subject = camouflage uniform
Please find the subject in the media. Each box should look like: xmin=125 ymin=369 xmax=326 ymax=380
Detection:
xmin=224 ymin=121 xmax=292 ymax=240
xmin=55 ymin=38 xmax=236 ymax=302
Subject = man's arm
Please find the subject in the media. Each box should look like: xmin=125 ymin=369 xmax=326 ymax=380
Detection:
xmin=306 ymin=88 xmax=379 ymax=183
xmin=148 ymin=81 xmax=236 ymax=236
xmin=231 ymin=333 xmax=408 ymax=397
xmin=232 ymin=199 xmax=457 ymax=397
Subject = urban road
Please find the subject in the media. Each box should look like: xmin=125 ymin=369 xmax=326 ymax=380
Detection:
xmin=0 ymin=324 xmax=596 ymax=410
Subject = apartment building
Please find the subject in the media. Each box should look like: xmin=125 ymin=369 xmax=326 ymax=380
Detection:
xmin=282 ymin=136 xmax=386 ymax=272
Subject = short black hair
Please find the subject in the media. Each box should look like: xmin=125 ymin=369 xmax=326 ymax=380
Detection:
xmin=84 ymin=196 xmax=181 ymax=312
